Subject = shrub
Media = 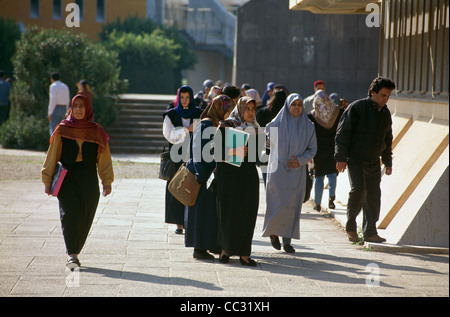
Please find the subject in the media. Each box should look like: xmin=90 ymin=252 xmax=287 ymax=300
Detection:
xmin=0 ymin=26 xmax=127 ymax=150
xmin=0 ymin=16 xmax=21 ymax=78
xmin=0 ymin=113 xmax=49 ymax=151
xmin=99 ymin=16 xmax=197 ymax=94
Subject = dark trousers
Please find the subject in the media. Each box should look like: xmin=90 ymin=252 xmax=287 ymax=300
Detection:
xmin=346 ymin=161 xmax=381 ymax=238
xmin=58 ymin=163 xmax=100 ymax=254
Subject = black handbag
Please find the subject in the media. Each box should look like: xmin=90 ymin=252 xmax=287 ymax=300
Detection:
xmin=159 ymin=146 xmax=177 ymax=181
xmin=303 ymin=165 xmax=314 ymax=203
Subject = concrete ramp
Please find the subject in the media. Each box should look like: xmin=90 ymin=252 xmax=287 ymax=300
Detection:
xmin=382 ymin=145 xmax=449 ymax=247
xmin=331 ymin=110 xmax=449 ymax=248
xmin=378 ymin=118 xmax=449 ymax=229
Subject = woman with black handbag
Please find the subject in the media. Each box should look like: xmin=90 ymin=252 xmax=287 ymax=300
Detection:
xmin=162 ymin=86 xmax=202 ymax=234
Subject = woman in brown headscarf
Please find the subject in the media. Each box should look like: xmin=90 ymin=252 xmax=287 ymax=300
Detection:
xmin=215 ymin=96 xmax=261 ymax=266
xmin=184 ymin=86 xmax=240 ymax=260
xmin=42 ymin=94 xmax=114 ymax=270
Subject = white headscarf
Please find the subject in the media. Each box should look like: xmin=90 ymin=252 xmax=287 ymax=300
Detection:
xmin=245 ymin=89 xmax=262 ymax=107
xmin=265 ymin=93 xmax=315 ymax=170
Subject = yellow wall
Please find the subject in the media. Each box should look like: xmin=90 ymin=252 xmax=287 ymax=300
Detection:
xmin=0 ymin=0 xmax=147 ymax=41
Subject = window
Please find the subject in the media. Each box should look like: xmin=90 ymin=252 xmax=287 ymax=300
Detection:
xmin=96 ymin=0 xmax=105 ymax=22
xmin=75 ymin=0 xmax=84 ymax=21
xmin=30 ymin=0 xmax=39 ymax=18
xmin=53 ymin=0 xmax=62 ymax=19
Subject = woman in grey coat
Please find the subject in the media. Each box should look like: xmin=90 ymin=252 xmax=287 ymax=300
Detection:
xmin=262 ymin=93 xmax=317 ymax=253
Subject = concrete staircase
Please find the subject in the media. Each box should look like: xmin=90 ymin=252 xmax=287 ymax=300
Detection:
xmin=106 ymin=94 xmax=176 ymax=154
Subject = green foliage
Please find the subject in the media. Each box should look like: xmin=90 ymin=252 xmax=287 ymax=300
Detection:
xmin=0 ymin=112 xmax=49 ymax=151
xmin=0 ymin=26 xmax=127 ymax=150
xmin=103 ymin=30 xmax=179 ymax=93
xmin=0 ymin=16 xmax=21 ymax=78
xmin=99 ymin=16 xmax=197 ymax=94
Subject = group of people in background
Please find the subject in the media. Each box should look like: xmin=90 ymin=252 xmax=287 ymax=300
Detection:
xmin=163 ymin=76 xmax=396 ymax=267
xmin=37 ymin=71 xmax=394 ymax=271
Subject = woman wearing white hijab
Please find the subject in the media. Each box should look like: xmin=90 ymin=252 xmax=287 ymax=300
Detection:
xmin=262 ymin=93 xmax=317 ymax=253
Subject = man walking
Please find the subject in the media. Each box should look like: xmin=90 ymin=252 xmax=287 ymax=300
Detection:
xmin=48 ymin=72 xmax=70 ymax=135
xmin=0 ymin=70 xmax=12 ymax=125
xmin=335 ymin=77 xmax=395 ymax=243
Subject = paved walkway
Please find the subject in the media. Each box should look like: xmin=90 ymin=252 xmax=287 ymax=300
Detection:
xmin=0 ymin=148 xmax=448 ymax=299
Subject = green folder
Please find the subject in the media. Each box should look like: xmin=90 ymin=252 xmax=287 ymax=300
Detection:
xmin=224 ymin=127 xmax=249 ymax=167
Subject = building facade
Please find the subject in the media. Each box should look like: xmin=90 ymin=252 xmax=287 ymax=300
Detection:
xmin=233 ymin=0 xmax=380 ymax=104
xmin=0 ymin=0 xmax=150 ymax=40
xmin=290 ymin=0 xmax=449 ymax=248
xmin=0 ymin=0 xmax=251 ymax=93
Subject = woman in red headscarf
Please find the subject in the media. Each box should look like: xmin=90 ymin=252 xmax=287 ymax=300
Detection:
xmin=42 ymin=94 xmax=114 ymax=270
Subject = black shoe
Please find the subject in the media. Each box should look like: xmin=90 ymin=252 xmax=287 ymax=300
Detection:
xmin=313 ymin=204 xmax=321 ymax=212
xmin=66 ymin=258 xmax=81 ymax=271
xmin=270 ymin=235 xmax=281 ymax=250
xmin=283 ymin=244 xmax=295 ymax=253
xmin=175 ymin=228 xmax=183 ymax=234
xmin=328 ymin=197 xmax=336 ymax=209
xmin=219 ymin=254 xmax=229 ymax=264
xmin=239 ymin=257 xmax=257 ymax=267
xmin=193 ymin=249 xmax=215 ymax=260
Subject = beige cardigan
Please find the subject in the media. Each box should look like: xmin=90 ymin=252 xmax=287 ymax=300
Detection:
xmin=41 ymin=135 xmax=114 ymax=188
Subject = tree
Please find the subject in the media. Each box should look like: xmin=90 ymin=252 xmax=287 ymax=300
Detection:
xmin=99 ymin=16 xmax=197 ymax=94
xmin=0 ymin=16 xmax=21 ymax=78
xmin=0 ymin=26 xmax=127 ymax=150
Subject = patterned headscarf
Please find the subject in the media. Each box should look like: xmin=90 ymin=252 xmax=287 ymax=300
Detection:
xmin=228 ymin=96 xmax=260 ymax=128
xmin=51 ymin=94 xmax=109 ymax=152
xmin=312 ymin=90 xmax=340 ymax=129
xmin=200 ymin=94 xmax=236 ymax=127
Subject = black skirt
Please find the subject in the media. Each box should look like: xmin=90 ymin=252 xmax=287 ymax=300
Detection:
xmin=216 ymin=161 xmax=259 ymax=256
xmin=57 ymin=162 xmax=100 ymax=254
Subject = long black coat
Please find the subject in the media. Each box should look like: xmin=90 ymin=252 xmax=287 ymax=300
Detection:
xmin=308 ymin=108 xmax=343 ymax=176
xmin=215 ymin=128 xmax=259 ymax=257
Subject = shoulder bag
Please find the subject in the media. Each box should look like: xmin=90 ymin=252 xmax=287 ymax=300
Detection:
xmin=159 ymin=145 xmax=177 ymax=181
xmin=168 ymin=163 xmax=201 ymax=206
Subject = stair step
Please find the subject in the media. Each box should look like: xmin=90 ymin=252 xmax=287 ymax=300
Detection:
xmin=109 ymin=146 xmax=162 ymax=155
xmin=107 ymin=127 xmax=162 ymax=134
xmin=108 ymin=133 xmax=164 ymax=140
xmin=109 ymin=94 xmax=175 ymax=154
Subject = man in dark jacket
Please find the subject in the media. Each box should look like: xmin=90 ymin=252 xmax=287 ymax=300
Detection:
xmin=335 ymin=77 xmax=396 ymax=243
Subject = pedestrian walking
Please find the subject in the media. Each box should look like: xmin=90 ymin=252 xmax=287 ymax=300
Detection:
xmin=256 ymin=88 xmax=288 ymax=186
xmin=262 ymin=93 xmax=317 ymax=253
xmin=261 ymin=82 xmax=275 ymax=108
xmin=307 ymin=89 xmax=344 ymax=212
xmin=244 ymin=88 xmax=262 ymax=108
xmin=194 ymin=79 xmax=214 ymax=109
xmin=42 ymin=94 xmax=114 ymax=270
xmin=335 ymin=76 xmax=395 ymax=243
xmin=184 ymin=86 xmax=240 ymax=260
xmin=76 ymin=79 xmax=93 ymax=105
xmin=0 ymin=70 xmax=12 ymax=125
xmin=48 ymin=72 xmax=70 ymax=135
xmin=216 ymin=96 xmax=260 ymax=266
xmin=162 ymin=85 xmax=202 ymax=234
xmin=303 ymin=80 xmax=326 ymax=114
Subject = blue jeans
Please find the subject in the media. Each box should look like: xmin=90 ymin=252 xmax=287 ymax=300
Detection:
xmin=314 ymin=173 xmax=337 ymax=206
xmin=50 ymin=106 xmax=67 ymax=135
